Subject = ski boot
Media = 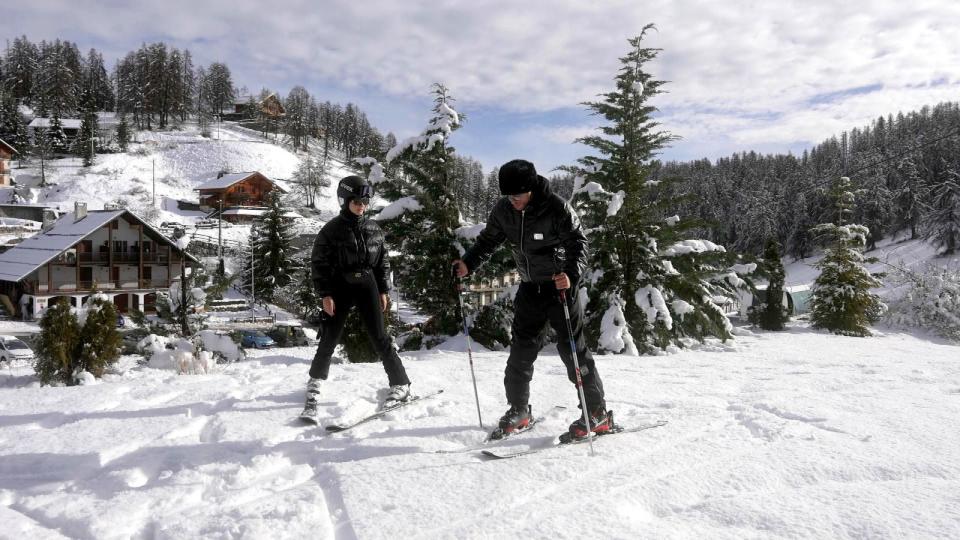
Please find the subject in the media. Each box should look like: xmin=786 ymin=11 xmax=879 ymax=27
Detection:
xmin=299 ymin=377 xmax=322 ymax=425
xmin=560 ymin=406 xmax=615 ymax=443
xmin=488 ymin=404 xmax=534 ymax=440
xmin=381 ymin=384 xmax=411 ymax=410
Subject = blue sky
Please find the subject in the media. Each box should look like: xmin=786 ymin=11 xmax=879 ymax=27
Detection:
xmin=6 ymin=0 xmax=960 ymax=175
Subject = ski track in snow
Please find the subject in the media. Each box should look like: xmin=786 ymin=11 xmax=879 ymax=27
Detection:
xmin=2 ymin=322 xmax=957 ymax=539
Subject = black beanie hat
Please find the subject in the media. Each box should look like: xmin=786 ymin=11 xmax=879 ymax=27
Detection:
xmin=498 ymin=159 xmax=538 ymax=195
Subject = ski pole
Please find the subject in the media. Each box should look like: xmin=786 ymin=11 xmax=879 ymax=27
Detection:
xmin=454 ymin=266 xmax=484 ymax=429
xmin=559 ymin=288 xmax=595 ymax=456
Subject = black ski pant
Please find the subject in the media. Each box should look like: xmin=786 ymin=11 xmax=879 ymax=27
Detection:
xmin=308 ymin=273 xmax=410 ymax=386
xmin=505 ymin=281 xmax=605 ymax=411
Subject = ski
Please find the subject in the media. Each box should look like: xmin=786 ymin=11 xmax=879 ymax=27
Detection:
xmin=479 ymin=419 xmax=667 ymax=460
xmin=324 ymin=389 xmax=444 ymax=433
xmin=434 ymin=405 xmax=566 ymax=454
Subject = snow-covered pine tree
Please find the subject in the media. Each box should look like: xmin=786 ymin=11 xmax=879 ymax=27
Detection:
xmin=116 ymin=114 xmax=131 ymax=151
xmin=74 ymin=89 xmax=98 ymax=166
xmin=921 ymin=169 xmax=960 ymax=255
xmin=33 ymin=298 xmax=81 ymax=385
xmin=809 ymin=176 xmax=885 ymax=336
xmin=246 ymin=190 xmax=301 ymax=301
xmin=77 ymin=294 xmax=123 ymax=378
xmin=755 ymin=239 xmax=789 ymax=330
xmin=367 ymin=83 xmax=463 ymax=340
xmin=566 ymin=27 xmax=752 ymax=354
xmin=47 ymin=113 xmax=67 ymax=153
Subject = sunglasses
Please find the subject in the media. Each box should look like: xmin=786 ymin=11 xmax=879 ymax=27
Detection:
xmin=351 ymin=197 xmax=371 ymax=206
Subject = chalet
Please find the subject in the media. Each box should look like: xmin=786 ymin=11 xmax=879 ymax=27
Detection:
xmin=0 ymin=138 xmax=16 ymax=186
xmin=221 ymin=93 xmax=286 ymax=121
xmin=28 ymin=117 xmax=82 ymax=142
xmin=469 ymin=270 xmax=521 ymax=306
xmin=0 ymin=203 xmax=199 ymax=320
xmin=195 ymin=171 xmax=288 ymax=220
xmin=27 ymin=113 xmax=119 ymax=144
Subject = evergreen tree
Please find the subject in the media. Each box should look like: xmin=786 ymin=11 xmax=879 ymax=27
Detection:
xmin=921 ymin=170 xmax=960 ymax=255
xmin=116 ymin=114 xmax=131 ymax=151
xmin=756 ymin=239 xmax=789 ymax=330
xmin=247 ymin=190 xmax=301 ymax=301
xmin=809 ymin=177 xmax=885 ymax=336
xmin=33 ymin=298 xmax=81 ymax=385
xmin=74 ymin=90 xmax=98 ymax=166
xmin=566 ymin=27 xmax=750 ymax=353
xmin=369 ymin=83 xmax=464 ymax=340
xmin=47 ymin=113 xmax=67 ymax=153
xmin=77 ymin=295 xmax=123 ymax=377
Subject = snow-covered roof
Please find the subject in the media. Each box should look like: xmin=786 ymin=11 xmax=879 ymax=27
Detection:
xmin=0 ymin=209 xmax=198 ymax=282
xmin=195 ymin=171 xmax=289 ymax=192
xmin=0 ymin=138 xmax=16 ymax=155
xmin=28 ymin=118 xmax=83 ymax=130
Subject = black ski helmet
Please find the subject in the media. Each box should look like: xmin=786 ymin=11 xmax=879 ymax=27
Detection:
xmin=498 ymin=159 xmax=538 ymax=195
xmin=337 ymin=175 xmax=374 ymax=207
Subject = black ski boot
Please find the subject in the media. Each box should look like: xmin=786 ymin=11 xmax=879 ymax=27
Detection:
xmin=489 ymin=404 xmax=534 ymax=440
xmin=299 ymin=377 xmax=322 ymax=424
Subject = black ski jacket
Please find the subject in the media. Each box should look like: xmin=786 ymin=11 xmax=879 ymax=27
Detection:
xmin=311 ymin=208 xmax=391 ymax=298
xmin=462 ymin=176 xmax=588 ymax=284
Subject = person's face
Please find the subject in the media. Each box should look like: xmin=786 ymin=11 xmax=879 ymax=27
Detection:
xmin=508 ymin=192 xmax=532 ymax=211
xmin=349 ymin=198 xmax=369 ymax=216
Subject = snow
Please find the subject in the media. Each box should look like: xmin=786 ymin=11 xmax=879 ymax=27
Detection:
xmin=375 ymin=196 xmax=422 ymax=221
xmin=454 ymin=223 xmax=485 ymax=240
xmin=0 ymin=321 xmax=957 ymax=538
xmin=661 ymin=239 xmax=726 ymax=257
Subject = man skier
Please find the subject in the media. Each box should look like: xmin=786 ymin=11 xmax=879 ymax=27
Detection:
xmin=301 ymin=175 xmax=411 ymax=423
xmin=453 ymin=159 xmax=611 ymax=440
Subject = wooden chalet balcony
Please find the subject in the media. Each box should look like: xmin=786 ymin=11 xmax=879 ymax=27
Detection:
xmin=51 ymin=252 xmax=177 ymax=265
xmin=23 ymin=279 xmax=175 ymax=294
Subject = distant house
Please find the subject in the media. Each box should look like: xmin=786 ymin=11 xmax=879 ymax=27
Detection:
xmin=469 ymin=270 xmax=522 ymax=306
xmin=195 ymin=171 xmax=289 ymax=221
xmin=27 ymin=113 xmax=119 ymax=144
xmin=221 ymin=93 xmax=285 ymax=121
xmin=737 ymin=285 xmax=812 ymax=319
xmin=0 ymin=204 xmax=199 ymax=320
xmin=0 ymin=138 xmax=16 ymax=186
xmin=0 ymin=204 xmax=60 ymax=228
xmin=28 ymin=117 xmax=82 ymax=142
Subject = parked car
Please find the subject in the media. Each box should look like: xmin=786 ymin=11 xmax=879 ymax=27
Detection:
xmin=240 ymin=330 xmax=276 ymax=349
xmin=0 ymin=337 xmax=35 ymax=363
xmin=268 ymin=321 xmax=318 ymax=347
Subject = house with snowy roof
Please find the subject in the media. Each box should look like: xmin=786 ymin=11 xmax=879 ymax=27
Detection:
xmin=0 ymin=203 xmax=199 ymax=320
xmin=27 ymin=117 xmax=83 ymax=142
xmin=221 ymin=93 xmax=285 ymax=121
xmin=0 ymin=138 xmax=16 ymax=187
xmin=194 ymin=171 xmax=293 ymax=223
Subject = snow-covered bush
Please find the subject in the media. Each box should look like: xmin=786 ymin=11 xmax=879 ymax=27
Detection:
xmin=33 ymin=294 xmax=121 ymax=385
xmin=139 ymin=330 xmax=243 ymax=374
xmin=885 ymin=263 xmax=960 ymax=341
xmin=469 ymin=286 xmax=516 ymax=351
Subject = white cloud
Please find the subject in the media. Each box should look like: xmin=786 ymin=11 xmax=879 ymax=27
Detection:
xmin=7 ymin=0 xmax=960 ymax=163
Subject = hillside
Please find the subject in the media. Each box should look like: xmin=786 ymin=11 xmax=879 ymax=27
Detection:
xmin=2 ymin=122 xmax=359 ymax=243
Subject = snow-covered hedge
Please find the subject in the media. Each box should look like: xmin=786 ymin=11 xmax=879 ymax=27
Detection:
xmin=885 ymin=263 xmax=960 ymax=341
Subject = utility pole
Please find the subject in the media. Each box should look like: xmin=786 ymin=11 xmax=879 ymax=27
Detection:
xmin=152 ymin=158 xmax=156 ymax=207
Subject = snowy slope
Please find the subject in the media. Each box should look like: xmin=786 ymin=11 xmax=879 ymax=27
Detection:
xmin=0 ymin=323 xmax=958 ymax=539
xmin=4 ymin=122 xmax=359 ymax=242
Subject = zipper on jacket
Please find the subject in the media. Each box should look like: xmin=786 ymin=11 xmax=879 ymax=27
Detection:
xmin=520 ymin=209 xmax=532 ymax=280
